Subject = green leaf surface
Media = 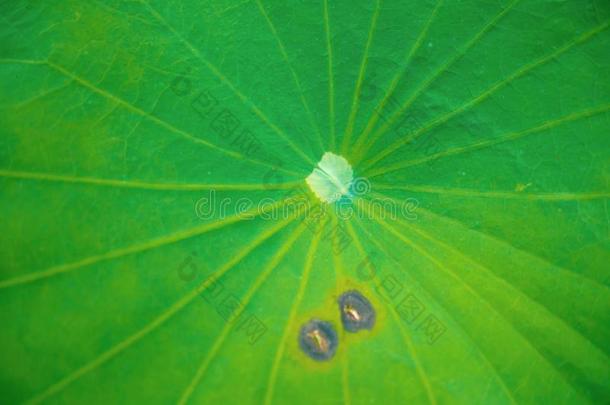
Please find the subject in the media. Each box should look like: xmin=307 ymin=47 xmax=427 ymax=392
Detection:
xmin=1 ymin=0 xmax=609 ymax=404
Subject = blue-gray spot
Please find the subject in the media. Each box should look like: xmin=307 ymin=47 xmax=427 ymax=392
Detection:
xmin=338 ymin=290 xmax=375 ymax=332
xmin=298 ymin=319 xmax=338 ymax=361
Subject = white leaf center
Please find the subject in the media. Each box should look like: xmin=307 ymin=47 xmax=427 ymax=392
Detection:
xmin=306 ymin=152 xmax=354 ymax=203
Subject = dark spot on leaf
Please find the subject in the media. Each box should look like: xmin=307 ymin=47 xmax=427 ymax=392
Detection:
xmin=338 ymin=290 xmax=375 ymax=332
xmin=298 ymin=319 xmax=338 ymax=361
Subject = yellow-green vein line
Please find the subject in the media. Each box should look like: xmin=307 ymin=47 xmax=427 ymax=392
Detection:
xmin=356 ymin=0 xmax=521 ymax=164
xmin=0 ymin=169 xmax=303 ymax=191
xmin=350 ymin=0 xmax=444 ymax=161
xmin=324 ymin=0 xmax=336 ymax=151
xmin=254 ymin=0 xmax=325 ymax=154
xmin=0 ymin=197 xmax=292 ymax=289
xmin=363 ymin=197 xmax=584 ymax=401
xmin=340 ymin=0 xmax=382 ymax=154
xmin=24 ymin=214 xmax=297 ymax=405
xmin=33 ymin=59 xmax=302 ymax=177
xmin=263 ymin=218 xmax=327 ymax=405
xmin=361 ymin=18 xmax=610 ymax=169
xmin=177 ymin=213 xmax=310 ymax=405
xmin=373 ymin=183 xmax=610 ymax=201
xmin=344 ymin=215 xmax=436 ymax=405
xmin=12 ymin=81 xmax=73 ymax=109
xmin=366 ymin=102 xmax=610 ymax=178
xmin=330 ymin=211 xmax=351 ymax=405
xmin=140 ymin=0 xmax=316 ymax=166
xmin=371 ymin=190 xmax=610 ymax=296
xmin=352 ymin=209 xmax=515 ymax=404
xmin=394 ymin=202 xmax=610 ymax=368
